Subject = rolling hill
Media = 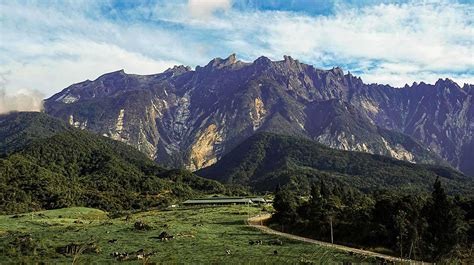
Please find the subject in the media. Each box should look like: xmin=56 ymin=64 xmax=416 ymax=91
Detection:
xmin=197 ymin=132 xmax=473 ymax=195
xmin=0 ymin=112 xmax=224 ymax=214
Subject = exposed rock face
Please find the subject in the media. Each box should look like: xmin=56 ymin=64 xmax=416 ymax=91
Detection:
xmin=189 ymin=124 xmax=223 ymax=171
xmin=44 ymin=54 xmax=473 ymax=175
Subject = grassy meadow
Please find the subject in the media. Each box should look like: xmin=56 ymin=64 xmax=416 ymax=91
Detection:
xmin=0 ymin=205 xmax=374 ymax=264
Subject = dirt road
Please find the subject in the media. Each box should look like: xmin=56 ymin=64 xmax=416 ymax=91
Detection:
xmin=247 ymin=214 xmax=429 ymax=264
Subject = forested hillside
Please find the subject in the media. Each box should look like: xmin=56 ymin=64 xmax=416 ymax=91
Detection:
xmin=197 ymin=133 xmax=473 ymax=195
xmin=271 ymin=179 xmax=473 ymax=263
xmin=0 ymin=112 xmax=224 ymax=214
xmin=0 ymin=112 xmax=73 ymax=155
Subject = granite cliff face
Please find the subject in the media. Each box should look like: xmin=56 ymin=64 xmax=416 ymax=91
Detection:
xmin=44 ymin=54 xmax=473 ymax=175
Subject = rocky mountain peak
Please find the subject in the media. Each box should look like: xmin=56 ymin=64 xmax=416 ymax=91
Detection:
xmin=283 ymin=55 xmax=297 ymax=63
xmin=462 ymin=83 xmax=473 ymax=93
xmin=226 ymin=53 xmax=237 ymax=64
xmin=435 ymin=78 xmax=460 ymax=89
xmin=253 ymin=56 xmax=272 ymax=66
xmin=98 ymin=69 xmax=127 ymax=79
xmin=203 ymin=53 xmax=241 ymax=70
xmin=330 ymin=67 xmax=344 ymax=77
xmin=164 ymin=65 xmax=192 ymax=75
xmin=43 ymin=54 xmax=474 ymax=176
xmin=345 ymin=73 xmax=364 ymax=89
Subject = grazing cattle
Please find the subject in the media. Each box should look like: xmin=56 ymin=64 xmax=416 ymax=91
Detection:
xmin=108 ymin=239 xmax=117 ymax=244
xmin=111 ymin=250 xmax=156 ymax=261
xmin=117 ymin=253 xmax=130 ymax=261
xmin=249 ymin=240 xmax=264 ymax=245
xmin=137 ymin=250 xmax=156 ymax=260
xmin=57 ymin=242 xmax=100 ymax=255
xmin=134 ymin=220 xmax=152 ymax=231
xmin=226 ymin=249 xmax=231 ymax=255
xmin=111 ymin=252 xmax=130 ymax=261
xmin=56 ymin=243 xmax=80 ymax=255
xmin=157 ymin=231 xmax=174 ymax=241
xmin=273 ymin=250 xmax=278 ymax=255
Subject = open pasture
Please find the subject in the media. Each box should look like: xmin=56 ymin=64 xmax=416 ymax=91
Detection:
xmin=0 ymin=206 xmax=373 ymax=264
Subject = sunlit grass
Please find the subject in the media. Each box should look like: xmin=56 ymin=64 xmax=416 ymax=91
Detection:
xmin=0 ymin=205 xmax=373 ymax=264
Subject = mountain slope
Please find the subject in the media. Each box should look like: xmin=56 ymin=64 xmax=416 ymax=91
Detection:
xmin=0 ymin=112 xmax=224 ymax=214
xmin=196 ymin=133 xmax=473 ymax=195
xmin=303 ymin=99 xmax=445 ymax=164
xmin=0 ymin=112 xmax=74 ymax=155
xmin=43 ymin=54 xmax=473 ymax=175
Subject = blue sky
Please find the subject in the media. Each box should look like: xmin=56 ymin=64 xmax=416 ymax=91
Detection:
xmin=0 ymin=0 xmax=473 ymax=112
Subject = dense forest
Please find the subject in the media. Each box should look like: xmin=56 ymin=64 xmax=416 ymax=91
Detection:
xmin=0 ymin=112 xmax=224 ymax=214
xmin=198 ymin=133 xmax=474 ymax=195
xmin=0 ymin=112 xmax=74 ymax=155
xmin=271 ymin=179 xmax=473 ymax=263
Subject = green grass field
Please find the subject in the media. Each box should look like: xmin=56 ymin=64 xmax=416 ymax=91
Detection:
xmin=0 ymin=205 xmax=374 ymax=264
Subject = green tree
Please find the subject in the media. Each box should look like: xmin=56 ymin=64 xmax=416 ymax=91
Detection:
xmin=273 ymin=185 xmax=299 ymax=226
xmin=394 ymin=210 xmax=408 ymax=258
xmin=423 ymin=178 xmax=468 ymax=262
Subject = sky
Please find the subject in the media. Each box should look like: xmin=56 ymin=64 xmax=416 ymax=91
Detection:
xmin=0 ymin=0 xmax=473 ymax=112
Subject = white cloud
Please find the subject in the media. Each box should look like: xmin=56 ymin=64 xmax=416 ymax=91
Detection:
xmin=252 ymin=1 xmax=474 ymax=86
xmin=157 ymin=1 xmax=473 ymax=86
xmin=0 ymin=2 xmax=187 ymax=98
xmin=0 ymin=39 xmax=179 ymax=97
xmin=188 ymin=0 xmax=232 ymax=19
xmin=0 ymin=89 xmax=44 ymax=114
xmin=0 ymin=71 xmax=44 ymax=113
xmin=0 ymin=0 xmax=472 ymax=108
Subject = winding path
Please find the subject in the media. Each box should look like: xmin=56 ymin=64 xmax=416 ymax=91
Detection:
xmin=247 ymin=214 xmax=429 ymax=264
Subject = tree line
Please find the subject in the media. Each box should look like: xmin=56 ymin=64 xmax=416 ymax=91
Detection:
xmin=272 ymin=178 xmax=472 ymax=263
xmin=0 ymin=130 xmax=225 ymax=214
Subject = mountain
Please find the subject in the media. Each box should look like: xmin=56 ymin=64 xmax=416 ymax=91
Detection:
xmin=197 ymin=133 xmax=473 ymax=195
xmin=43 ymin=54 xmax=473 ymax=175
xmin=0 ymin=111 xmax=74 ymax=155
xmin=0 ymin=112 xmax=224 ymax=214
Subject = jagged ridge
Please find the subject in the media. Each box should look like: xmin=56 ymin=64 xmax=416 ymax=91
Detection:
xmin=44 ymin=54 xmax=473 ymax=175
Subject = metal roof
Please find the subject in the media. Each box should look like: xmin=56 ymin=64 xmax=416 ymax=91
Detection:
xmin=183 ymin=198 xmax=253 ymax=204
xmin=249 ymin=198 xmax=267 ymax=203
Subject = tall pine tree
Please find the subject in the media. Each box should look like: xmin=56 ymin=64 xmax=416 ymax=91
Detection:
xmin=424 ymin=178 xmax=467 ymax=262
xmin=273 ymin=185 xmax=298 ymax=225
